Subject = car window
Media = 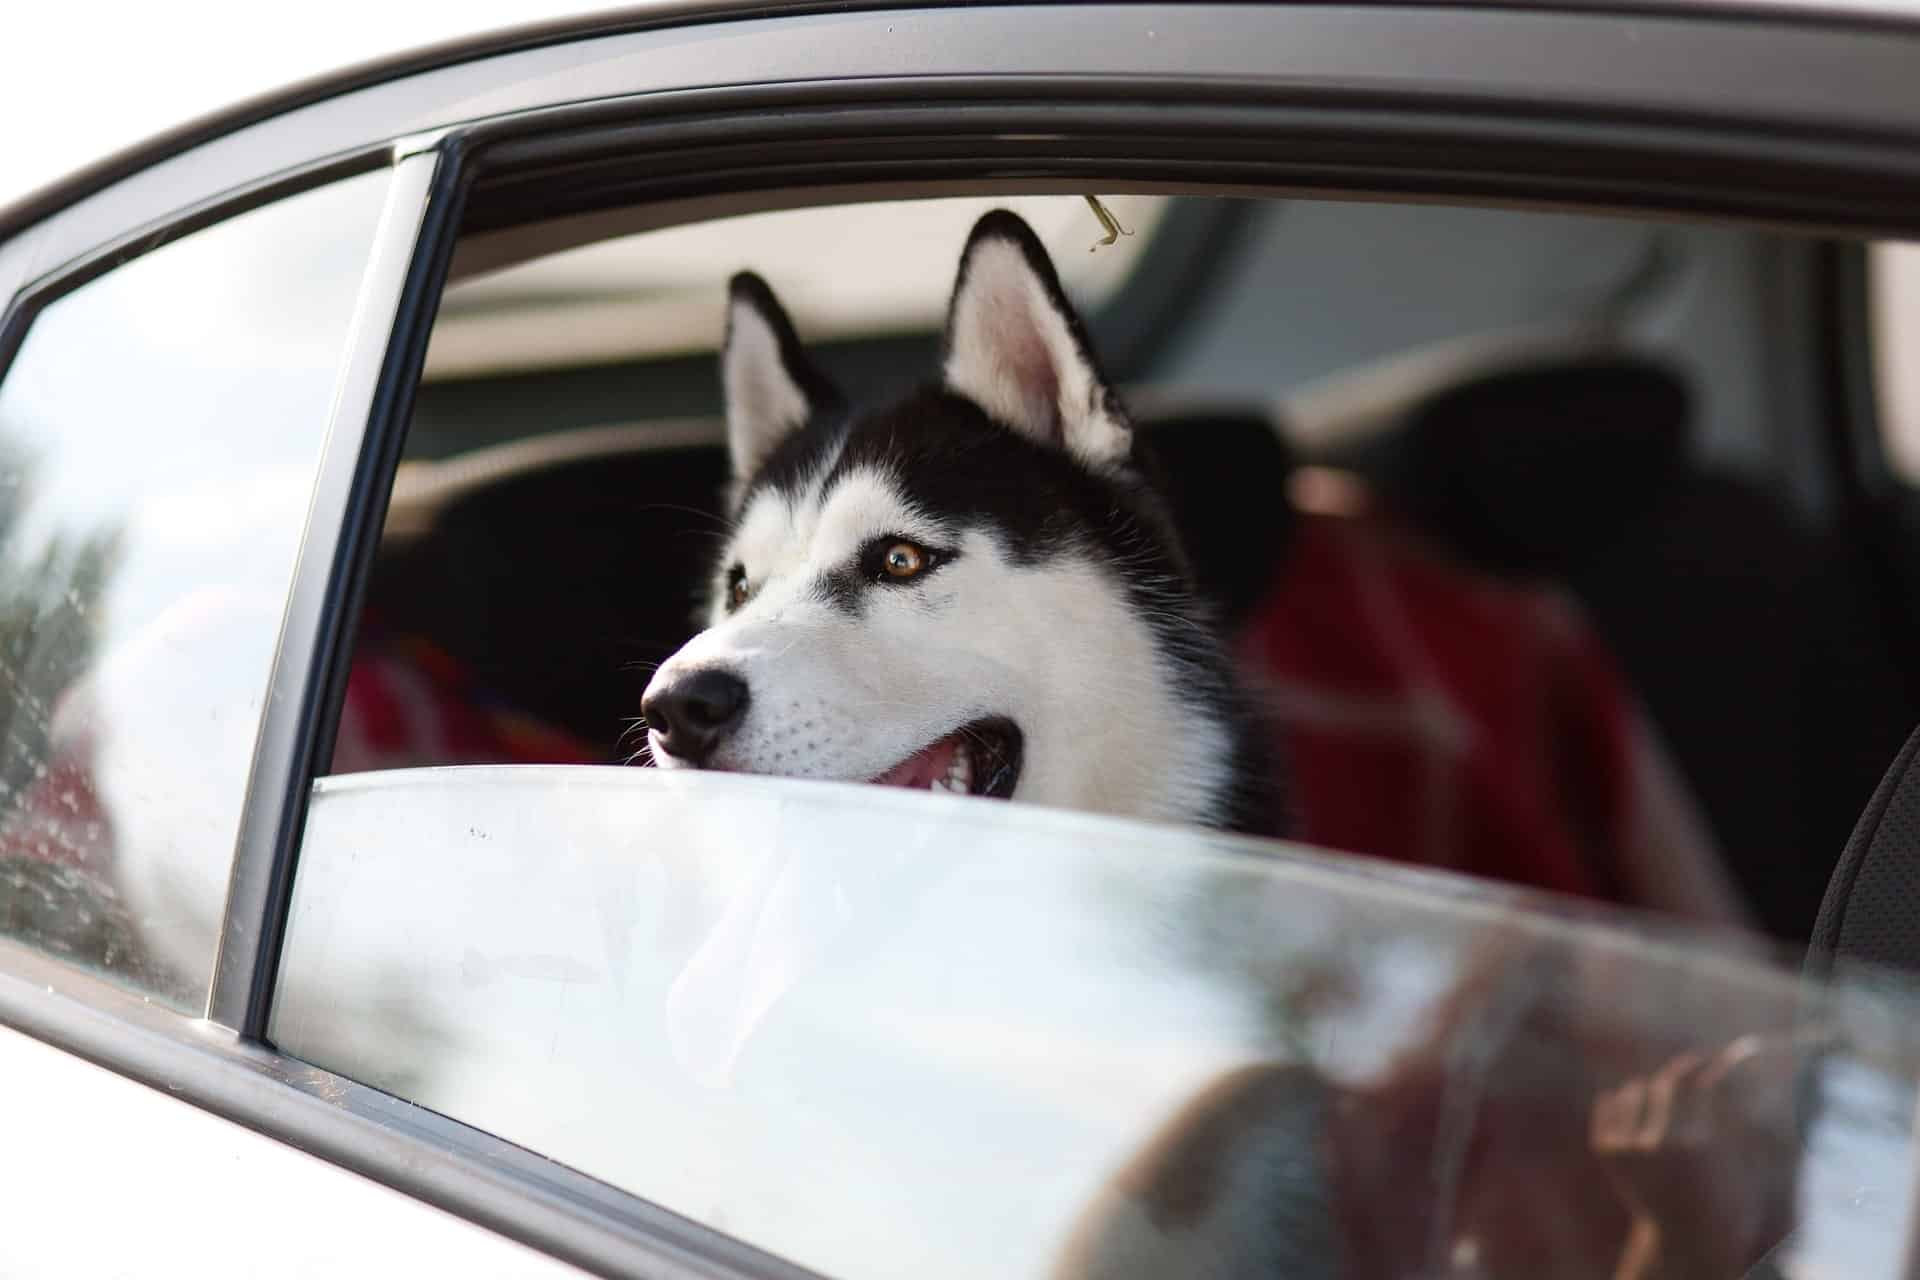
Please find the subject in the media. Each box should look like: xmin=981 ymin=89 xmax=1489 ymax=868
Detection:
xmin=346 ymin=191 xmax=1920 ymax=945
xmin=277 ymin=768 xmax=1920 ymax=1280
xmin=294 ymin=183 xmax=1920 ymax=1276
xmin=0 ymin=168 xmax=393 ymax=1009
xmin=1869 ymin=242 xmax=1920 ymax=486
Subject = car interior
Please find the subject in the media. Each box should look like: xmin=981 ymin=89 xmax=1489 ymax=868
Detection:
xmin=327 ymin=190 xmax=1920 ymax=944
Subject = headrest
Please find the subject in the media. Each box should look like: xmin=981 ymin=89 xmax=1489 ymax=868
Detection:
xmin=1138 ymin=409 xmax=1297 ymax=625
xmin=1394 ymin=357 xmax=1692 ymax=575
xmin=1809 ymin=725 xmax=1920 ymax=980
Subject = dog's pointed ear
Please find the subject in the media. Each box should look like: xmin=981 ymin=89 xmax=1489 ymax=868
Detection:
xmin=722 ymin=272 xmax=840 ymax=483
xmin=941 ymin=211 xmax=1132 ymax=469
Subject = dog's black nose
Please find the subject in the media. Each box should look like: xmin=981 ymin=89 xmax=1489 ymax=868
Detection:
xmin=644 ymin=668 xmax=750 ymax=764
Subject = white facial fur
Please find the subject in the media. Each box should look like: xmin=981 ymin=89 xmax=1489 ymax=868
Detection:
xmin=645 ymin=460 xmax=1233 ymax=827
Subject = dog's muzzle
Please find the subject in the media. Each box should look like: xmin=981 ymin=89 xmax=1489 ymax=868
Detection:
xmin=642 ymin=667 xmax=749 ymax=764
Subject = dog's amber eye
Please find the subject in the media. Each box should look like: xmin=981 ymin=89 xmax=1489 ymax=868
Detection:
xmin=882 ymin=542 xmax=927 ymax=579
xmin=727 ymin=567 xmax=750 ymax=609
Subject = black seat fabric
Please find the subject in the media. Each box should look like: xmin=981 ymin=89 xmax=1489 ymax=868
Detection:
xmin=1727 ymin=731 xmax=1920 ymax=1280
xmin=359 ymin=444 xmax=732 ymax=759
xmin=1379 ymin=356 xmax=1914 ymax=939
xmin=1808 ymin=724 xmax=1920 ymax=979
xmin=1389 ymin=358 xmax=1692 ymax=578
xmin=1141 ymin=410 xmax=1296 ymax=626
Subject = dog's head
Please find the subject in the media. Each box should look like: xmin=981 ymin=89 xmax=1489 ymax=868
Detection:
xmin=642 ymin=211 xmax=1235 ymax=824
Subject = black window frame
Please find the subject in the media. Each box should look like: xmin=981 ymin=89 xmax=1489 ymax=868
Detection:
xmin=2 ymin=4 xmax=1920 ymax=1277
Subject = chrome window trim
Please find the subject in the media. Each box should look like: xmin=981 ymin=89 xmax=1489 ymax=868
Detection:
xmin=10 ymin=0 xmax=1920 ymax=253
xmin=6 ymin=4 xmax=1920 ymax=297
xmin=208 ymin=148 xmax=449 ymax=1033
xmin=0 ymin=148 xmax=394 ymax=391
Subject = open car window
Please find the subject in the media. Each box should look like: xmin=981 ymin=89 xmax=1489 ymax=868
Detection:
xmin=299 ymin=149 xmax=1920 ymax=1277
xmin=343 ymin=189 xmax=1919 ymax=943
xmin=276 ymin=767 xmax=1920 ymax=1280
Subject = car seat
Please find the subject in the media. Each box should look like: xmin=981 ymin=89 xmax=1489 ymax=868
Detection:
xmin=1731 ymin=724 xmax=1920 ymax=1280
xmin=1807 ymin=723 xmax=1920 ymax=980
xmin=351 ymin=437 xmax=732 ymax=762
xmin=1149 ymin=403 xmax=1745 ymax=920
xmin=1377 ymin=356 xmax=1915 ymax=938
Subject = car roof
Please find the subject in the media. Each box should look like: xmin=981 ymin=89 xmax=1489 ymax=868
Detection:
xmin=7 ymin=0 xmax=1920 ymax=244
xmin=0 ymin=0 xmax=644 ymax=226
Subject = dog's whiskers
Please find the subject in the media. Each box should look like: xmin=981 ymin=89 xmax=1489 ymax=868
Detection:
xmin=616 ymin=716 xmax=652 ymax=748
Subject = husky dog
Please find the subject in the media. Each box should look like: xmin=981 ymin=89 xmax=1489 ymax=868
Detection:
xmin=642 ymin=210 xmax=1277 ymax=834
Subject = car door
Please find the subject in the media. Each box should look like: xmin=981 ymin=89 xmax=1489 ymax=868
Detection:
xmin=0 ymin=147 xmax=607 ymax=1273
xmin=4 ymin=4 xmax=1920 ymax=1278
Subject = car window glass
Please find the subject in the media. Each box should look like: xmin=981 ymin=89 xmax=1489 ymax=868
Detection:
xmin=1869 ymin=242 xmax=1920 ymax=485
xmin=0 ymin=169 xmax=393 ymax=1009
xmin=276 ymin=768 xmax=1920 ymax=1280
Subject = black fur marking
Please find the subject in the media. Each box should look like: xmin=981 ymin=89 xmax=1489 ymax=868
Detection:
xmin=737 ymin=414 xmax=849 ymax=509
xmin=836 ymin=390 xmax=1156 ymax=568
xmin=812 ymin=564 xmax=866 ymax=616
xmin=804 ymin=537 xmax=954 ymax=617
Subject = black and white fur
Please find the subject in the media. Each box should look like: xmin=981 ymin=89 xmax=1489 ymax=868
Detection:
xmin=643 ymin=210 xmax=1276 ymax=834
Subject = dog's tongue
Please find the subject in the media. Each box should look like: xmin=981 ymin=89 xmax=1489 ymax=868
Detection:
xmin=872 ymin=733 xmax=962 ymax=789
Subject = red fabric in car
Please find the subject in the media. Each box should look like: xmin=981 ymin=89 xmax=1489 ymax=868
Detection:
xmin=329 ymin=623 xmax=600 ymax=774
xmin=1240 ymin=511 xmax=1745 ymax=923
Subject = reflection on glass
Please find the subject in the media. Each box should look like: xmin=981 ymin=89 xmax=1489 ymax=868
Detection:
xmin=277 ymin=767 xmax=1920 ymax=1280
xmin=0 ymin=170 xmax=393 ymax=1008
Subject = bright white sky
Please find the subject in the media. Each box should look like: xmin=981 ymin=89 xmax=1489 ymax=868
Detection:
xmin=1872 ymin=245 xmax=1920 ymax=483
xmin=0 ymin=1 xmax=636 ymax=214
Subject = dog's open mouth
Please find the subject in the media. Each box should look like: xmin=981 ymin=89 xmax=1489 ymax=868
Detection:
xmin=868 ymin=717 xmax=1022 ymax=799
